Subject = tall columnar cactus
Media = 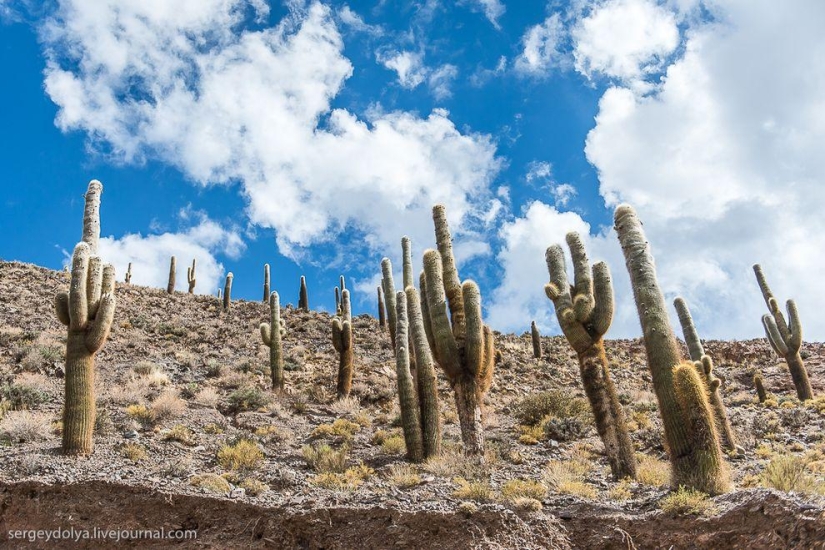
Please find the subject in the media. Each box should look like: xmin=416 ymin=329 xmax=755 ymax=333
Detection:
xmin=187 ymin=259 xmax=196 ymax=294
xmin=167 ymin=256 xmax=176 ymax=294
xmin=335 ymin=287 xmax=341 ymax=314
xmin=377 ymin=286 xmax=386 ymax=329
xmin=263 ymin=264 xmax=270 ymax=302
xmin=754 ymin=371 xmax=767 ymax=403
xmin=530 ymin=321 xmax=542 ymax=359
xmin=54 ymin=180 xmax=116 ymax=456
xmin=298 ymin=276 xmax=309 ymax=312
xmin=261 ymin=291 xmax=285 ymax=391
xmin=406 ymin=286 xmax=442 ymax=458
xmin=420 ymin=205 xmax=495 ymax=456
xmin=125 ymin=262 xmax=132 ymax=284
xmin=674 ymin=297 xmax=737 ymax=451
xmin=753 ymin=265 xmax=813 ymax=401
xmin=381 ymin=258 xmax=398 ymax=348
xmin=223 ymin=273 xmax=233 ymax=311
xmin=394 ymin=294 xmax=424 ymax=461
xmin=614 ymin=204 xmax=728 ymax=494
xmin=545 ymin=233 xmax=636 ymax=480
xmin=332 ymin=289 xmax=354 ymax=398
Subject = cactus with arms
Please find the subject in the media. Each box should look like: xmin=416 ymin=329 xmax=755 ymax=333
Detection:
xmin=674 ymin=297 xmax=736 ymax=451
xmin=187 ymin=259 xmax=196 ymax=294
xmin=753 ymin=264 xmax=812 ymax=400
xmin=332 ymin=289 xmax=354 ymax=398
xmin=260 ymin=291 xmax=286 ymax=391
xmin=614 ymin=204 xmax=728 ymax=494
xmin=54 ymin=180 xmax=116 ymax=455
xmin=419 ymin=205 xmax=495 ymax=456
xmin=125 ymin=262 xmax=132 ymax=284
xmin=545 ymin=233 xmax=636 ymax=480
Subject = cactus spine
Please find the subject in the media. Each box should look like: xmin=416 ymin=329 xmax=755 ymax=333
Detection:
xmin=298 ymin=276 xmax=309 ymax=312
xmin=223 ymin=273 xmax=233 ymax=311
xmin=614 ymin=204 xmax=728 ymax=494
xmin=674 ymin=297 xmax=736 ymax=452
xmin=753 ymin=265 xmax=813 ymax=400
xmin=420 ymin=205 xmax=495 ymax=456
xmin=377 ymin=286 xmax=386 ymax=328
xmin=167 ymin=256 xmax=176 ymax=293
xmin=125 ymin=262 xmax=132 ymax=284
xmin=545 ymin=233 xmax=636 ymax=480
xmin=530 ymin=321 xmax=541 ymax=359
xmin=261 ymin=292 xmax=285 ymax=391
xmin=263 ymin=264 xmax=270 ymax=302
xmin=187 ymin=259 xmax=196 ymax=294
xmin=332 ymin=289 xmax=354 ymax=398
xmin=54 ymin=180 xmax=116 ymax=456
xmin=381 ymin=258 xmax=398 ymax=348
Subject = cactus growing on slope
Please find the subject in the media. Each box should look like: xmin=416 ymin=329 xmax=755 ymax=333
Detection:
xmin=420 ymin=205 xmax=495 ymax=456
xmin=393 ymin=294 xmax=424 ymax=461
xmin=167 ymin=256 xmax=176 ymax=293
xmin=754 ymin=371 xmax=768 ymax=403
xmin=377 ymin=286 xmax=386 ymax=329
xmin=545 ymin=233 xmax=636 ymax=480
xmin=381 ymin=258 xmax=398 ymax=348
xmin=223 ymin=273 xmax=233 ymax=311
xmin=263 ymin=264 xmax=270 ymax=302
xmin=54 ymin=180 xmax=116 ymax=456
xmin=298 ymin=276 xmax=309 ymax=312
xmin=614 ymin=204 xmax=728 ymax=494
xmin=125 ymin=262 xmax=132 ymax=284
xmin=530 ymin=321 xmax=541 ymax=359
xmin=753 ymin=264 xmax=813 ymax=401
xmin=187 ymin=259 xmax=196 ymax=294
xmin=674 ymin=297 xmax=737 ymax=451
xmin=332 ymin=289 xmax=354 ymax=398
xmin=261 ymin=291 xmax=286 ymax=391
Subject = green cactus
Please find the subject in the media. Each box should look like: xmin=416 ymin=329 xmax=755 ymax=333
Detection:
xmin=614 ymin=204 xmax=728 ymax=494
xmin=223 ymin=273 xmax=233 ymax=311
xmin=753 ymin=264 xmax=813 ymax=401
xmin=674 ymin=297 xmax=736 ymax=451
xmin=381 ymin=258 xmax=398 ymax=348
xmin=754 ymin=371 xmax=767 ymax=403
xmin=187 ymin=259 xmax=196 ymax=294
xmin=260 ymin=291 xmax=285 ymax=391
xmin=332 ymin=289 xmax=354 ymax=398
xmin=545 ymin=232 xmax=636 ymax=480
xmin=377 ymin=286 xmax=386 ymax=329
xmin=263 ymin=264 xmax=270 ymax=302
xmin=335 ymin=286 xmax=341 ymax=314
xmin=393 ymin=292 xmax=425 ymax=461
xmin=125 ymin=262 xmax=132 ymax=284
xmin=420 ymin=205 xmax=495 ymax=456
xmin=530 ymin=321 xmax=541 ymax=359
xmin=298 ymin=275 xmax=309 ymax=312
xmin=406 ymin=286 xmax=442 ymax=459
xmin=54 ymin=180 xmax=116 ymax=456
xmin=167 ymin=256 xmax=176 ymax=293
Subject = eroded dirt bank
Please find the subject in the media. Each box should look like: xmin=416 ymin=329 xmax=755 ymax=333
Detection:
xmin=1 ymin=481 xmax=823 ymax=549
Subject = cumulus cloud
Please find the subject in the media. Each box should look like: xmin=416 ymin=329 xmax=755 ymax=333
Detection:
xmin=96 ymin=212 xmax=244 ymax=294
xmin=515 ymin=13 xmax=566 ymax=76
xmin=40 ymin=1 xmax=500 ymax=265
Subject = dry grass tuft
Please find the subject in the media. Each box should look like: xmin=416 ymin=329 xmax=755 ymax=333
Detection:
xmin=385 ymin=463 xmax=421 ymax=488
xmin=659 ymin=486 xmax=716 ymax=516
xmin=217 ymin=439 xmax=264 ymax=471
xmin=190 ymin=473 xmax=230 ymax=494
xmin=0 ymin=411 xmax=53 ymax=442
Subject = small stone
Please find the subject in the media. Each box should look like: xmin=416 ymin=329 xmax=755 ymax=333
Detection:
xmin=230 ymin=488 xmax=246 ymax=499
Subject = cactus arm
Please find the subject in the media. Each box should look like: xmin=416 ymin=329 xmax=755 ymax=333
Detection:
xmin=479 ymin=325 xmax=495 ymax=395
xmin=762 ymin=314 xmax=789 ymax=356
xmin=566 ymin=232 xmax=595 ymax=322
xmin=674 ymin=297 xmax=705 ymax=362
xmin=69 ymin=243 xmax=90 ymax=331
xmin=55 ymin=292 xmax=71 ymax=326
xmin=787 ymin=299 xmax=802 ymax=351
xmin=188 ymin=259 xmax=197 ymax=294
xmin=402 ymin=236 xmax=414 ymax=290
xmin=332 ymin=319 xmax=343 ymax=353
xmin=260 ymin=323 xmax=271 ymax=346
xmin=82 ymin=180 xmax=102 ymax=254
xmin=753 ymin=264 xmax=775 ymax=309
xmin=545 ymin=245 xmax=573 ymax=311
xmin=381 ymin=258 xmax=397 ymax=347
xmin=462 ymin=281 xmax=484 ymax=377
xmin=394 ymin=292 xmax=425 ymax=462
xmin=341 ymin=289 xmax=352 ymax=324
xmin=422 ymin=249 xmax=460 ymax=379
xmin=87 ymin=256 xmax=103 ymax=313
xmin=591 ymin=262 xmax=614 ymax=337
xmin=419 ymin=271 xmax=436 ymax=352
xmin=85 ymin=293 xmax=115 ymax=354
xmin=432 ymin=205 xmax=465 ymax=339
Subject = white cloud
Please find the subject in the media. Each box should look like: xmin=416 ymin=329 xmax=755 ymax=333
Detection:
xmin=338 ymin=5 xmax=383 ymax=35
xmin=572 ymin=0 xmax=680 ymax=86
xmin=515 ymin=13 xmax=566 ymax=76
xmin=96 ymin=213 xmax=244 ymax=294
xmin=41 ymin=1 xmax=500 ymax=266
xmin=525 ymin=161 xmax=577 ymax=207
xmin=377 ymin=50 xmax=458 ymax=99
xmin=459 ymin=0 xmax=506 ymax=29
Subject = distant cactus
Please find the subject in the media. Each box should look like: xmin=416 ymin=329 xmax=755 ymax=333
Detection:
xmin=298 ymin=276 xmax=309 ymax=312
xmin=674 ymin=297 xmax=737 ymax=451
xmin=332 ymin=289 xmax=354 ymax=398
xmin=260 ymin=292 xmax=285 ymax=391
xmin=167 ymin=256 xmax=176 ymax=293
xmin=614 ymin=204 xmax=728 ymax=494
xmin=753 ymin=265 xmax=813 ymax=401
xmin=187 ymin=259 xmax=196 ymax=294
xmin=334 ymin=286 xmax=341 ymax=314
xmin=530 ymin=321 xmax=541 ymax=359
xmin=125 ymin=262 xmax=132 ymax=284
xmin=54 ymin=180 xmax=116 ymax=456
xmin=377 ymin=286 xmax=386 ymax=328
xmin=263 ymin=264 xmax=270 ymax=302
xmin=223 ymin=273 xmax=233 ymax=311
xmin=381 ymin=258 xmax=398 ymax=348
xmin=754 ymin=371 xmax=767 ymax=403
xmin=545 ymin=233 xmax=636 ymax=480
xmin=420 ymin=205 xmax=495 ymax=456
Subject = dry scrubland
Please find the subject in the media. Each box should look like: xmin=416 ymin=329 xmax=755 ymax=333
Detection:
xmin=0 ymin=260 xmax=824 ymax=548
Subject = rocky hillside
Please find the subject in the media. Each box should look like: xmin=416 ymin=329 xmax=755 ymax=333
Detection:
xmin=1 ymin=260 xmax=824 ymax=549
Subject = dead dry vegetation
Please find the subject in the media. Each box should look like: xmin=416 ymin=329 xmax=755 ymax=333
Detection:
xmin=1 ymin=260 xmax=825 ymax=549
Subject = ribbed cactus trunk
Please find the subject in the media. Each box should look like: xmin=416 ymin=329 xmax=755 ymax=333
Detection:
xmin=299 ymin=276 xmax=309 ymax=312
xmin=530 ymin=321 xmax=541 ymax=359
xmin=187 ymin=259 xmax=196 ymax=294
xmin=615 ymin=205 xmax=728 ymax=494
xmin=63 ymin=333 xmax=96 ymax=454
xmin=754 ymin=372 xmax=767 ymax=403
xmin=377 ymin=286 xmax=386 ymax=329
xmin=394 ymin=293 xmax=425 ymax=461
xmin=406 ymin=287 xmax=441 ymax=458
xmin=125 ymin=262 xmax=132 ymax=284
xmin=167 ymin=256 xmax=176 ymax=293
xmin=223 ymin=273 xmax=233 ymax=311
xmin=332 ymin=289 xmax=354 ymax=398
xmin=381 ymin=259 xmax=397 ymax=348
xmin=263 ymin=264 xmax=270 ymax=303
xmin=261 ymin=292 xmax=284 ymax=391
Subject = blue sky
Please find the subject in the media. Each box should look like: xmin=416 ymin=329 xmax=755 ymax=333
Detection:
xmin=2 ymin=0 xmax=824 ymax=340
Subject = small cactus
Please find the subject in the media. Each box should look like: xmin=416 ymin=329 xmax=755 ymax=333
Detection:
xmin=674 ymin=297 xmax=736 ymax=451
xmin=263 ymin=264 xmax=270 ymax=302
xmin=754 ymin=371 xmax=767 ymax=403
xmin=381 ymin=258 xmax=398 ymax=348
xmin=530 ymin=321 xmax=541 ymax=359
xmin=223 ymin=272 xmax=233 ymax=311
xmin=187 ymin=259 xmax=196 ymax=294
xmin=377 ymin=286 xmax=386 ymax=329
xmin=260 ymin=291 xmax=285 ymax=391
xmin=545 ymin=233 xmax=636 ymax=480
xmin=334 ymin=286 xmax=341 ymax=314
xmin=332 ymin=289 xmax=354 ymax=398
xmin=614 ymin=204 xmax=728 ymax=494
xmin=54 ymin=180 xmax=116 ymax=456
xmin=298 ymin=275 xmax=309 ymax=312
xmin=167 ymin=256 xmax=176 ymax=293
xmin=125 ymin=262 xmax=132 ymax=284
xmin=753 ymin=264 xmax=813 ymax=401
